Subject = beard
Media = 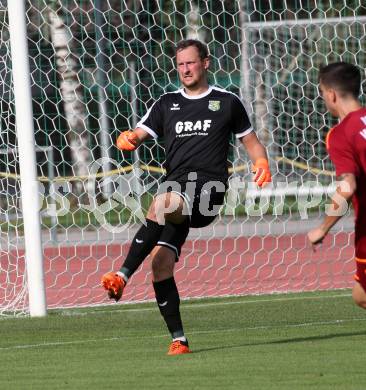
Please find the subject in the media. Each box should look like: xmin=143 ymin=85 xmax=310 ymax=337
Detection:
xmin=180 ymin=75 xmax=200 ymax=89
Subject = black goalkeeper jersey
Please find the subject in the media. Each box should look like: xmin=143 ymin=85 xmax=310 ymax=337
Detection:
xmin=137 ymin=86 xmax=253 ymax=183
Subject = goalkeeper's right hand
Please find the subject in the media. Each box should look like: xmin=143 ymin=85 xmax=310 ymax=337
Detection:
xmin=116 ymin=130 xmax=139 ymax=151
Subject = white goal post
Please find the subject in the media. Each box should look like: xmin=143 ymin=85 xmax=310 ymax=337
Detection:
xmin=0 ymin=0 xmax=364 ymax=316
xmin=6 ymin=0 xmax=46 ymax=316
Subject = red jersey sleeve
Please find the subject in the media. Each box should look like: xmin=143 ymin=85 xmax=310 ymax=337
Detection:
xmin=327 ymin=126 xmax=360 ymax=177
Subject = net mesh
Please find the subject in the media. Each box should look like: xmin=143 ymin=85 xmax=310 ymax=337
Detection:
xmin=0 ymin=0 xmax=365 ymax=315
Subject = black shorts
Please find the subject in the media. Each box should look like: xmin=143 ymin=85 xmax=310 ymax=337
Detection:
xmin=157 ymin=178 xmax=226 ymax=260
xmin=157 ymin=219 xmax=190 ymax=260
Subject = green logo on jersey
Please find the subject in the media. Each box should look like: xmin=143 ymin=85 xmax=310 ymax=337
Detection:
xmin=208 ymin=100 xmax=220 ymax=111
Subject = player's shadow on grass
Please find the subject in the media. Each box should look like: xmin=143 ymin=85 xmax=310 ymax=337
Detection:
xmin=192 ymin=330 xmax=366 ymax=354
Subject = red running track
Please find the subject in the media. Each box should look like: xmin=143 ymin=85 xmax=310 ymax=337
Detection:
xmin=0 ymin=232 xmax=355 ymax=310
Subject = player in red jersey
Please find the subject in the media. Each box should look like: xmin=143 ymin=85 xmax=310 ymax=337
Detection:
xmin=308 ymin=62 xmax=366 ymax=309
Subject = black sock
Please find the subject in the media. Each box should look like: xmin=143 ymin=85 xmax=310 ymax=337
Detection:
xmin=153 ymin=277 xmax=185 ymax=339
xmin=120 ymin=219 xmax=164 ymax=279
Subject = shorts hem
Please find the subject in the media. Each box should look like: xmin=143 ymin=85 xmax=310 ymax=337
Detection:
xmin=157 ymin=241 xmax=179 ymax=260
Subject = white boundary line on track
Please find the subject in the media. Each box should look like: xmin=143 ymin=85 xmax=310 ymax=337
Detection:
xmin=59 ymin=292 xmax=352 ymax=316
xmin=1 ymin=316 xmax=365 ymax=351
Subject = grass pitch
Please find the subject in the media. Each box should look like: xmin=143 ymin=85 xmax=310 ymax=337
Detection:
xmin=1 ymin=290 xmax=366 ymax=390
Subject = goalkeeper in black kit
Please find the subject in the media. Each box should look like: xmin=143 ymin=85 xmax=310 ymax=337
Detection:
xmin=102 ymin=39 xmax=271 ymax=355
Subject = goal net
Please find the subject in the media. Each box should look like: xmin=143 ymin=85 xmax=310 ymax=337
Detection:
xmin=1 ymin=0 xmax=365 ymax=315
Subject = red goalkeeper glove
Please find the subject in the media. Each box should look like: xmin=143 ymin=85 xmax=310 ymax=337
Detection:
xmin=252 ymin=158 xmax=271 ymax=187
xmin=116 ymin=130 xmax=139 ymax=151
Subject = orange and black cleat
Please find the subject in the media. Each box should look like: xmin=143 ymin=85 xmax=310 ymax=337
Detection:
xmin=101 ymin=272 xmax=126 ymax=302
xmin=167 ymin=340 xmax=191 ymax=355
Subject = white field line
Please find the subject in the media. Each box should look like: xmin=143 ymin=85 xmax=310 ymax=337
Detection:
xmin=60 ymin=292 xmax=352 ymax=316
xmin=1 ymin=316 xmax=365 ymax=351
xmin=0 ymin=293 xmax=351 ymax=320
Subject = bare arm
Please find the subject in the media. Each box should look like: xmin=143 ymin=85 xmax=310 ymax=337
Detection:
xmin=131 ymin=127 xmax=153 ymax=147
xmin=116 ymin=127 xmax=153 ymax=151
xmin=240 ymin=131 xmax=271 ymax=187
xmin=308 ymin=173 xmax=356 ymax=246
xmin=239 ymin=131 xmax=268 ymax=163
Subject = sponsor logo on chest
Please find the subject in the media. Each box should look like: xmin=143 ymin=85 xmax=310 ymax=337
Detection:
xmin=175 ymin=120 xmax=212 ymax=136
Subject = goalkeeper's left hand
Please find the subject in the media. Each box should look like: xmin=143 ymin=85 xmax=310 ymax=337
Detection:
xmin=252 ymin=158 xmax=271 ymax=187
